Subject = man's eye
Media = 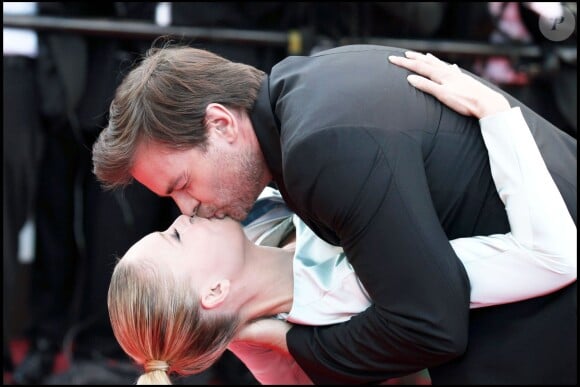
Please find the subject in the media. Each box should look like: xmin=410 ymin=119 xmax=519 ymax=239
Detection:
xmin=173 ymin=229 xmax=181 ymax=241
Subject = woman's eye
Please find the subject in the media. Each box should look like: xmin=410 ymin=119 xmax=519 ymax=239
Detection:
xmin=173 ymin=228 xmax=181 ymax=241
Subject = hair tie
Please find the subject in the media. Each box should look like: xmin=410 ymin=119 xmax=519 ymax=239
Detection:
xmin=145 ymin=359 xmax=169 ymax=373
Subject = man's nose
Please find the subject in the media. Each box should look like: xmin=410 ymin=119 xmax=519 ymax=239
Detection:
xmin=175 ymin=195 xmax=199 ymax=217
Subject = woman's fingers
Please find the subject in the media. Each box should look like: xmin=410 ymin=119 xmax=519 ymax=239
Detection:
xmin=389 ymin=50 xmax=511 ymax=118
xmin=389 ymin=53 xmax=441 ymax=83
xmin=409 ymin=51 xmax=455 ymax=69
xmin=389 ymin=54 xmax=435 ymax=80
xmin=407 ymin=74 xmax=440 ymax=96
xmin=389 ymin=51 xmax=460 ymax=84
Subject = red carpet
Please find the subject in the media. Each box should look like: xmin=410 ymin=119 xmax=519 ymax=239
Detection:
xmin=4 ymin=337 xmax=431 ymax=385
xmin=3 ymin=338 xmax=70 ymax=385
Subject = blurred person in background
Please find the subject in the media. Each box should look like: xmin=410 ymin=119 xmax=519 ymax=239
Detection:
xmin=440 ymin=2 xmax=576 ymax=138
xmin=9 ymin=3 xmax=180 ymax=385
xmin=3 ymin=1 xmax=44 ymax=378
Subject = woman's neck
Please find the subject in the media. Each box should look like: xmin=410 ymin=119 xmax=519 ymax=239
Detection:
xmin=240 ymin=243 xmax=295 ymax=322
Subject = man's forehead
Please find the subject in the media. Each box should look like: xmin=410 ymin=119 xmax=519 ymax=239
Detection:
xmin=131 ymin=157 xmax=177 ymax=197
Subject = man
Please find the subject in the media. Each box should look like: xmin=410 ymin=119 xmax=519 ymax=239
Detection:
xmin=93 ymin=44 xmax=576 ymax=384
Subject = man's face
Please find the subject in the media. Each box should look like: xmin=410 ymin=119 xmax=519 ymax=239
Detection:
xmin=131 ymin=138 xmax=266 ymax=222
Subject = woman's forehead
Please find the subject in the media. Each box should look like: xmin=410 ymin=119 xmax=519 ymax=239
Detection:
xmin=123 ymin=233 xmax=169 ymax=262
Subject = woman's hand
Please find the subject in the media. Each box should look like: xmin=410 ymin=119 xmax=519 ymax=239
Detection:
xmin=233 ymin=317 xmax=292 ymax=353
xmin=230 ymin=319 xmax=314 ymax=384
xmin=388 ymin=51 xmax=510 ymax=119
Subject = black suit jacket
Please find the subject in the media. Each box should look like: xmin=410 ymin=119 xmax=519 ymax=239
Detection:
xmin=249 ymin=45 xmax=577 ymax=384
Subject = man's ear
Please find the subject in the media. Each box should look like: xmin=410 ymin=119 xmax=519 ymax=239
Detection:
xmin=200 ymin=279 xmax=231 ymax=309
xmin=205 ymin=103 xmax=237 ymax=142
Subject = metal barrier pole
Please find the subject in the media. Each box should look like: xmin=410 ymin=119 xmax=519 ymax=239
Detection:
xmin=3 ymin=14 xmax=289 ymax=47
xmin=3 ymin=14 xmax=576 ymax=61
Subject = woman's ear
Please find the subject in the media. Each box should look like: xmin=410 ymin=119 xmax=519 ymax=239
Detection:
xmin=200 ymin=279 xmax=231 ymax=309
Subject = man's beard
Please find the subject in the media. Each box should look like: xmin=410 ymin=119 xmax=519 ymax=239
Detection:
xmin=218 ymin=147 xmax=268 ymax=222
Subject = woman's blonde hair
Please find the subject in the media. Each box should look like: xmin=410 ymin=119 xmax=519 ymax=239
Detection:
xmin=108 ymin=255 xmax=241 ymax=384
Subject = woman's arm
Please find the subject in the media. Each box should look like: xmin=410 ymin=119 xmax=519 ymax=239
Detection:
xmin=389 ymin=52 xmax=576 ymax=307
xmin=454 ymin=107 xmax=576 ymax=307
xmin=229 ymin=319 xmax=313 ymax=385
xmin=228 ymin=341 xmax=313 ymax=384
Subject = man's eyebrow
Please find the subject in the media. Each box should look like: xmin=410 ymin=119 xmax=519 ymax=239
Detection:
xmin=165 ymin=176 xmax=180 ymax=196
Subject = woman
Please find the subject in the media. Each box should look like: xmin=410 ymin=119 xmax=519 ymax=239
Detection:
xmin=107 ymin=52 xmax=576 ymax=385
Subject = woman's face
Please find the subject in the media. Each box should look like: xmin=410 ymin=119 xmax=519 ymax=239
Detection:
xmin=123 ymin=214 xmax=246 ymax=284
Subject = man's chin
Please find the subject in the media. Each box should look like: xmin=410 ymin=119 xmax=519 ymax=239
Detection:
xmin=230 ymin=213 xmax=247 ymax=222
xmin=230 ymin=208 xmax=251 ymax=223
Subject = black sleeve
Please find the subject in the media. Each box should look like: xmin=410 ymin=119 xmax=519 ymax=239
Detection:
xmin=284 ymin=126 xmax=471 ymax=384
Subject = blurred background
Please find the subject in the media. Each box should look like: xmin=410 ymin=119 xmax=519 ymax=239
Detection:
xmin=3 ymin=2 xmax=576 ymax=385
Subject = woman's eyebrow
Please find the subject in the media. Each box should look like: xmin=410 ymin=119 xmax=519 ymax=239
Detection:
xmin=157 ymin=231 xmax=179 ymax=245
